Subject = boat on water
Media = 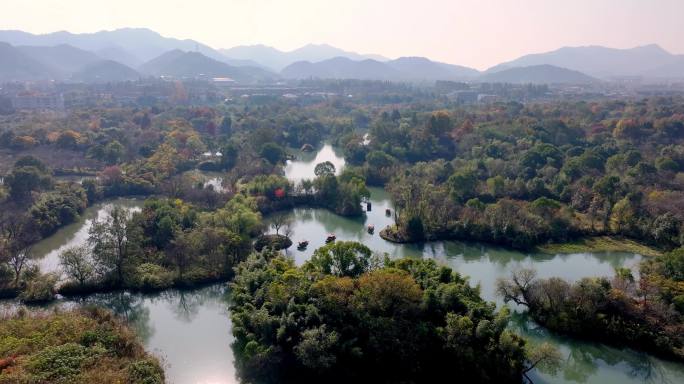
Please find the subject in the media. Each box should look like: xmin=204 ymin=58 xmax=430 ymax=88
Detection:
xmin=385 ymin=208 xmax=391 ymax=216
xmin=367 ymin=224 xmax=375 ymax=234
xmin=325 ymin=234 xmax=336 ymax=243
xmin=297 ymin=240 xmax=309 ymax=249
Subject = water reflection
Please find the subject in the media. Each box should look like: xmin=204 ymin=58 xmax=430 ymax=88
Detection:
xmin=511 ymin=312 xmax=684 ymax=384
xmin=3 ymin=145 xmax=683 ymax=384
xmin=74 ymin=285 xmax=237 ymax=384
xmin=267 ymin=188 xmax=643 ymax=303
xmin=283 ymin=144 xmax=346 ymax=184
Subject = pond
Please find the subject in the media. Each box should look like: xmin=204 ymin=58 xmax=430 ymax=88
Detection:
xmin=4 ymin=146 xmax=684 ymax=384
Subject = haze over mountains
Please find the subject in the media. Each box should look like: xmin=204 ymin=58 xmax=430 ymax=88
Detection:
xmin=487 ymin=44 xmax=684 ymax=79
xmin=0 ymin=28 xmax=682 ymax=84
xmin=220 ymin=44 xmax=388 ymax=71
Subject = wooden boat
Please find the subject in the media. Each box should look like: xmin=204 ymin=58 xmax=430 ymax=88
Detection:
xmin=385 ymin=208 xmax=391 ymax=216
xmin=297 ymin=240 xmax=309 ymax=249
xmin=325 ymin=234 xmax=336 ymax=243
xmin=367 ymin=224 xmax=375 ymax=234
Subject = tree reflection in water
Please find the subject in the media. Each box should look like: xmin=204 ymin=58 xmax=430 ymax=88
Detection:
xmin=77 ymin=291 xmax=154 ymax=344
xmin=510 ymin=312 xmax=680 ymax=384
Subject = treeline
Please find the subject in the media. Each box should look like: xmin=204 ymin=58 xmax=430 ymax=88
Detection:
xmin=57 ymin=194 xmax=262 ymax=296
xmin=231 ymin=241 xmax=562 ymax=384
xmin=331 ymin=98 xmax=684 ymax=250
xmin=0 ymin=187 xmax=264 ymax=301
xmin=497 ymin=248 xmax=684 ymax=360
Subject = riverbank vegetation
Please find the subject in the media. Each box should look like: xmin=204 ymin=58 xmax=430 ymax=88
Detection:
xmin=2 ymin=87 xmax=684 ymax=381
xmin=0 ymin=307 xmax=164 ymax=383
xmin=5 ymin=96 xmax=684 ymax=258
xmin=536 ymin=236 xmax=662 ymax=257
xmin=58 ymin=195 xmax=262 ymax=295
xmin=231 ymin=241 xmax=561 ymax=383
xmin=497 ymin=247 xmax=684 ymax=360
xmin=362 ymin=98 xmax=684 ymax=250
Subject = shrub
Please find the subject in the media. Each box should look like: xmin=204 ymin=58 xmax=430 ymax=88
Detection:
xmin=27 ymin=343 xmax=100 ymax=382
xmin=19 ymin=273 xmax=58 ymax=303
xmin=254 ymin=234 xmax=293 ymax=251
xmin=130 ymin=263 xmax=174 ymax=290
xmin=127 ymin=359 xmax=165 ymax=384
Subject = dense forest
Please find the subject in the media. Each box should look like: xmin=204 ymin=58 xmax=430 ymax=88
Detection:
xmin=231 ymin=242 xmax=539 ymax=383
xmin=2 ymin=88 xmax=684 ymax=382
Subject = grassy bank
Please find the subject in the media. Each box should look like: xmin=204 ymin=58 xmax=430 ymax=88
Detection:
xmin=537 ymin=236 xmax=662 ymax=257
xmin=0 ymin=307 xmax=164 ymax=383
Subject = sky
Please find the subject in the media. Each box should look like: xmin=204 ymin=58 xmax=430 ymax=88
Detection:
xmin=1 ymin=0 xmax=683 ymax=70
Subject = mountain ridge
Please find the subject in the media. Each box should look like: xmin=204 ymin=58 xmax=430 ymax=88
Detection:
xmin=139 ymin=50 xmax=276 ymax=83
xmin=488 ymin=44 xmax=682 ymax=78
xmin=221 ymin=43 xmax=388 ymax=71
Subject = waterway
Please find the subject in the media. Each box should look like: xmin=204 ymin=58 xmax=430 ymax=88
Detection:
xmin=4 ymin=145 xmax=684 ymax=384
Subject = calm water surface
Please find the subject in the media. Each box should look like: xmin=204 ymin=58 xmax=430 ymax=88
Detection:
xmin=283 ymin=144 xmax=346 ymax=184
xmin=6 ymin=147 xmax=684 ymax=384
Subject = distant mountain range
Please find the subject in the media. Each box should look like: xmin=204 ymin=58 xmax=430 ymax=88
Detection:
xmin=0 ymin=42 xmax=56 ymax=81
xmin=488 ymin=44 xmax=684 ymax=79
xmin=480 ymin=65 xmax=596 ymax=84
xmin=71 ymin=60 xmax=140 ymax=83
xmin=138 ymin=50 xmax=275 ymax=82
xmin=0 ymin=28 xmax=226 ymax=66
xmin=0 ymin=28 xmax=682 ymax=84
xmin=282 ymin=56 xmax=479 ymax=82
xmin=220 ymin=43 xmax=388 ymax=71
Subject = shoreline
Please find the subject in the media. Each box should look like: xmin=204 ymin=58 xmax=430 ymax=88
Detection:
xmin=380 ymin=226 xmax=662 ymax=257
xmin=536 ymin=236 xmax=662 ymax=257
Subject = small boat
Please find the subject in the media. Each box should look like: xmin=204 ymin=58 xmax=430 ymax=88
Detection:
xmin=366 ymin=202 xmax=372 ymax=211
xmin=325 ymin=234 xmax=336 ymax=243
xmin=367 ymin=224 xmax=375 ymax=234
xmin=297 ymin=240 xmax=309 ymax=249
xmin=385 ymin=208 xmax=391 ymax=216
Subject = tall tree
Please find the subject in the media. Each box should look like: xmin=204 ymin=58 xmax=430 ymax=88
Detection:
xmin=89 ymin=206 xmax=133 ymax=284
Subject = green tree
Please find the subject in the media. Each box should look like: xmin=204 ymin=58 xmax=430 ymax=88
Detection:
xmin=59 ymin=245 xmax=95 ymax=287
xmin=5 ymin=159 xmax=53 ymax=202
xmin=447 ymin=169 xmax=477 ymax=203
xmin=103 ymin=140 xmax=125 ymax=164
xmin=314 ymin=161 xmax=336 ymax=177
xmin=306 ymin=241 xmax=374 ymax=277
xmin=260 ymin=142 xmax=285 ymax=164
xmin=220 ymin=116 xmax=232 ymax=135
xmin=88 ymin=206 xmax=134 ymax=284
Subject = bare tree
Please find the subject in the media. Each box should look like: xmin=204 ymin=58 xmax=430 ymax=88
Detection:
xmin=495 ymin=268 xmax=538 ymax=307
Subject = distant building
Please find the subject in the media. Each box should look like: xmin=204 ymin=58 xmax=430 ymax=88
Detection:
xmin=12 ymin=93 xmax=65 ymax=111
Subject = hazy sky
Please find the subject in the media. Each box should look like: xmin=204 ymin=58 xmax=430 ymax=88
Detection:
xmin=1 ymin=0 xmax=682 ymax=70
